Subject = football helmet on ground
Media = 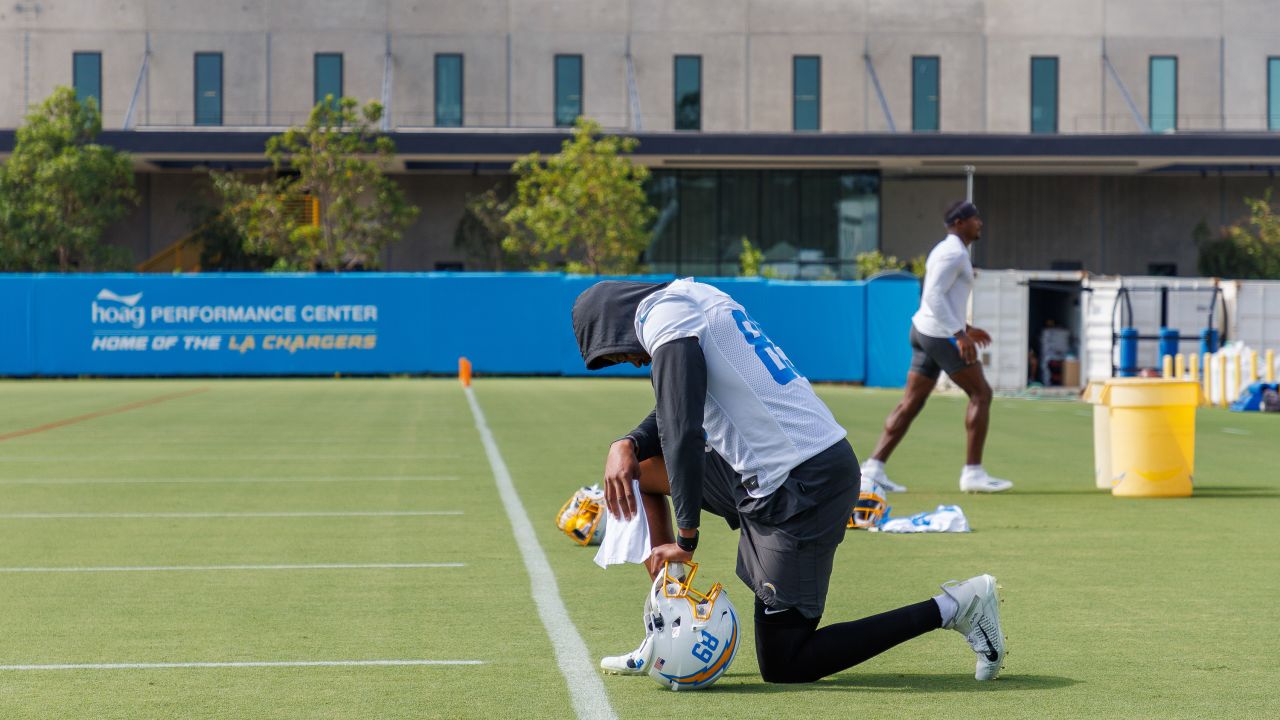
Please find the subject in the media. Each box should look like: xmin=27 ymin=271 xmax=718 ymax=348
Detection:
xmin=556 ymin=485 xmax=608 ymax=545
xmin=646 ymin=561 xmax=739 ymax=691
xmin=848 ymin=476 xmax=888 ymax=529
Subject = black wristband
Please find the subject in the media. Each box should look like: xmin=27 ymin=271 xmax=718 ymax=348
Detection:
xmin=675 ymin=532 xmax=699 ymax=553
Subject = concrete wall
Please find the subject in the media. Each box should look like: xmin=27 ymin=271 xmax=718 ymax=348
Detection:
xmin=3 ymin=0 xmax=1276 ymax=132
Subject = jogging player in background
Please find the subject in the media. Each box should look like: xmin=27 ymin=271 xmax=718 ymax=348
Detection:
xmin=572 ymin=278 xmax=1007 ymax=684
xmin=861 ymin=201 xmax=1014 ymax=494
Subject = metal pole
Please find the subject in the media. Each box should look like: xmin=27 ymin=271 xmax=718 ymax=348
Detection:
xmin=381 ymin=33 xmax=393 ymax=131
xmin=123 ymin=34 xmax=151 ymax=130
xmin=864 ymin=53 xmax=896 ymax=132
xmin=964 ymin=165 xmax=975 ymax=202
xmin=265 ymin=32 xmax=272 ymax=126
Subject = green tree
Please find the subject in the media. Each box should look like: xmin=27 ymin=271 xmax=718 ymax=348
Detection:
xmin=212 ymin=97 xmax=418 ymax=271
xmin=0 ymin=87 xmax=136 ymax=271
xmin=738 ymin=237 xmax=765 ymax=276
xmin=503 ymin=117 xmax=656 ymax=274
xmin=454 ymin=186 xmax=532 ymax=270
xmin=1198 ymin=192 xmax=1280 ymax=279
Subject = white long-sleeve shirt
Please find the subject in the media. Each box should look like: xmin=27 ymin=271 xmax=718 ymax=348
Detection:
xmin=912 ymin=234 xmax=974 ymax=338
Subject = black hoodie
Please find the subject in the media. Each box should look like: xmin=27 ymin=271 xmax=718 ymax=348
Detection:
xmin=571 ymin=279 xmax=709 ymax=534
xmin=571 ymin=280 xmax=671 ymax=369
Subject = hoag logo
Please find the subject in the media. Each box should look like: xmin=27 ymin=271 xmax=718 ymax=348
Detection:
xmin=91 ymin=288 xmax=145 ymax=328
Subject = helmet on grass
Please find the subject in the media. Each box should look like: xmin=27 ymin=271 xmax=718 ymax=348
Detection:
xmin=646 ymin=561 xmax=739 ymax=691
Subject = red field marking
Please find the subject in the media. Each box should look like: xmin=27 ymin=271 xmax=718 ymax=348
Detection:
xmin=0 ymin=388 xmax=210 ymax=442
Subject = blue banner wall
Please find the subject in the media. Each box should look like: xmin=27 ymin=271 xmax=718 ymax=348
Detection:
xmin=0 ymin=273 xmax=916 ymax=384
xmin=865 ymin=275 xmax=922 ymax=387
xmin=0 ymin=276 xmax=34 ymax=375
xmin=22 ymin=274 xmax=430 ymax=376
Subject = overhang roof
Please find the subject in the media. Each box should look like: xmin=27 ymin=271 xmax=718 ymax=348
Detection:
xmin=2 ymin=128 xmax=1278 ymax=175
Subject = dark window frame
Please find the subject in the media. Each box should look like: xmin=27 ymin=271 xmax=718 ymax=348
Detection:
xmin=72 ymin=51 xmax=103 ymax=112
xmin=193 ymin=52 xmax=224 ymax=126
xmin=1268 ymin=56 xmax=1280 ymax=131
xmin=673 ymin=54 xmax=702 ymax=131
xmin=554 ymin=53 xmax=584 ymax=128
xmin=1148 ymin=55 xmax=1178 ymax=131
xmin=792 ymin=55 xmax=821 ymax=132
xmin=434 ymin=53 xmax=465 ymax=127
xmin=912 ymin=55 xmax=941 ymax=132
xmin=1029 ymin=56 xmax=1059 ymax=134
xmin=313 ymin=52 xmax=344 ymax=109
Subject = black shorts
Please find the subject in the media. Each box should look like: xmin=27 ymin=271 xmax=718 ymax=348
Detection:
xmin=698 ymin=439 xmax=858 ymax=619
xmin=909 ymin=325 xmax=972 ymax=379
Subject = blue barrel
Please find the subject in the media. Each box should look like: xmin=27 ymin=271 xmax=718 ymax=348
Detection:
xmin=1200 ymin=327 xmax=1219 ymax=355
xmin=1158 ymin=327 xmax=1179 ymax=364
xmin=1118 ymin=327 xmax=1139 ymax=377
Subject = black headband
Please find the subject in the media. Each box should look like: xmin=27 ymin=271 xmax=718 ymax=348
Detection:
xmin=945 ymin=202 xmax=979 ymax=225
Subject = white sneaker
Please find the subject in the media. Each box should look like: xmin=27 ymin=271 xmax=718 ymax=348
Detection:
xmin=960 ymin=469 xmax=1013 ymax=493
xmin=600 ymin=634 xmax=653 ymax=676
xmin=940 ymin=574 xmax=1007 ymax=680
xmin=862 ymin=462 xmax=907 ymax=493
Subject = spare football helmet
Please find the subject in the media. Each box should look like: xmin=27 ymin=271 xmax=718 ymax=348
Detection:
xmin=646 ymin=561 xmax=739 ymax=691
xmin=556 ymin=485 xmax=608 ymax=545
xmin=848 ymin=476 xmax=888 ymax=529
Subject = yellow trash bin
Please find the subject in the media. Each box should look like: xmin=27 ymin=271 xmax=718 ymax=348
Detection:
xmin=1099 ymin=378 xmax=1203 ymax=498
xmin=1083 ymin=382 xmax=1112 ymax=490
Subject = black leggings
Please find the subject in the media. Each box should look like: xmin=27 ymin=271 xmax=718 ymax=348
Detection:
xmin=753 ymin=597 xmax=942 ymax=683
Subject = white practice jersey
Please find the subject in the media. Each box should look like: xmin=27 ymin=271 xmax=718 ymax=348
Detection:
xmin=634 ymin=278 xmax=847 ymax=498
xmin=912 ymin=234 xmax=974 ymax=338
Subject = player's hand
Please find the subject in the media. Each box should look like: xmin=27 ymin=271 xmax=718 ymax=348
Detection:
xmin=955 ymin=333 xmax=978 ymax=364
xmin=968 ymin=326 xmax=993 ymax=347
xmin=603 ymin=439 xmax=640 ymax=520
xmin=650 ymin=543 xmax=693 ymax=566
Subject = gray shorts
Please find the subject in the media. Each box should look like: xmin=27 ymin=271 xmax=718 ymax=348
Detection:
xmin=699 ymin=439 xmax=858 ymax=619
xmin=909 ymin=325 xmax=972 ymax=379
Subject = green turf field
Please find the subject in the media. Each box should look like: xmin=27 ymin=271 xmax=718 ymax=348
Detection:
xmin=0 ymin=378 xmax=1275 ymax=719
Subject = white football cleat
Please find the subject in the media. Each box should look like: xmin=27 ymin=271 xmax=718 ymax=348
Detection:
xmin=600 ymin=633 xmax=653 ymax=676
xmin=959 ymin=468 xmax=1013 ymax=493
xmin=940 ymin=574 xmax=1007 ymax=680
xmin=861 ymin=462 xmax=907 ymax=493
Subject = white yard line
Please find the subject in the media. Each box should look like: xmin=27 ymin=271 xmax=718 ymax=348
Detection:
xmin=464 ymin=386 xmax=616 ymax=720
xmin=0 ymin=475 xmax=461 ymax=485
xmin=0 ymin=511 xmax=462 ymax=519
xmin=0 ymin=659 xmax=482 ymax=671
xmin=0 ymin=563 xmax=466 ymax=574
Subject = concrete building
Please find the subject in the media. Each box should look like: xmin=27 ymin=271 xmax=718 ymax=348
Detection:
xmin=2 ymin=0 xmax=1280 ymax=276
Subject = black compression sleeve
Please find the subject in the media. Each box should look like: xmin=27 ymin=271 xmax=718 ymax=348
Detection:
xmin=753 ymin=597 xmax=942 ymax=683
xmin=625 ymin=409 xmax=661 ymax=461
xmin=650 ymin=337 xmax=707 ymax=532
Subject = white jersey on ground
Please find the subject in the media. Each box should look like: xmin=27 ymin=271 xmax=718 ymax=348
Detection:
xmin=912 ymin=234 xmax=974 ymax=339
xmin=634 ymin=278 xmax=847 ymax=498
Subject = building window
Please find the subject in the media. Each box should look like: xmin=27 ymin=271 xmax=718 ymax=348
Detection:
xmin=73 ymin=52 xmax=102 ymax=111
xmin=555 ymin=54 xmax=583 ymax=127
xmin=674 ymin=55 xmax=701 ymax=131
xmin=1149 ymin=56 xmax=1177 ymax=132
xmin=435 ymin=54 xmax=464 ymax=127
xmin=912 ymin=56 xmax=940 ymax=131
xmin=194 ymin=53 xmax=223 ymax=126
xmin=1030 ymin=56 xmax=1058 ymax=134
xmin=645 ymin=170 xmax=880 ymax=278
xmin=1269 ymin=57 xmax=1280 ymax=131
xmin=793 ymin=56 xmax=820 ymax=131
xmin=314 ymin=53 xmax=343 ymax=110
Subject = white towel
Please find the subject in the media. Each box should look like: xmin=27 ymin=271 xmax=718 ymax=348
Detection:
xmin=593 ymin=479 xmax=652 ymax=568
xmin=873 ymin=505 xmax=970 ymax=533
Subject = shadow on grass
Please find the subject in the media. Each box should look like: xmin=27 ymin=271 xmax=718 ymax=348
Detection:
xmin=712 ymin=672 xmax=1080 ymax=694
xmin=1189 ymin=486 xmax=1280 ymax=498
